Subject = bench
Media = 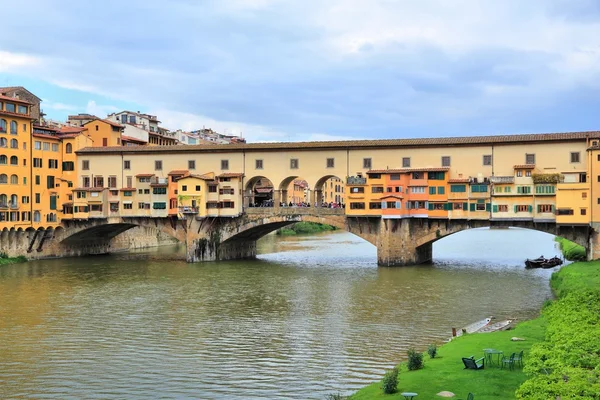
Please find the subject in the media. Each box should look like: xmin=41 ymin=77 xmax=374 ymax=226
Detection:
xmin=462 ymin=356 xmax=485 ymax=370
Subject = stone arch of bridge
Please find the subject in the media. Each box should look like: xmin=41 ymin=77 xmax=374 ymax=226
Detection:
xmin=313 ymin=174 xmax=345 ymax=206
xmin=278 ymin=175 xmax=311 ymax=205
xmin=245 ymin=175 xmax=275 ymax=207
xmin=411 ymin=218 xmax=589 ymax=253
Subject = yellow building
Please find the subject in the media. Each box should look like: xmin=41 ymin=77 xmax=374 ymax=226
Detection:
xmin=0 ymin=93 xmax=33 ymax=229
xmin=323 ymin=177 xmax=344 ymax=204
xmin=82 ymin=119 xmax=123 ymax=147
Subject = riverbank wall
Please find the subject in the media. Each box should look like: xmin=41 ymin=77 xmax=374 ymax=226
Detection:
xmin=350 ymin=261 xmax=600 ymax=399
xmin=0 ymin=226 xmax=178 ymax=260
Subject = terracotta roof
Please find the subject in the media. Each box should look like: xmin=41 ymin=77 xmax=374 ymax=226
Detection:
xmin=135 ymin=174 xmax=155 ymax=178
xmin=121 ymin=135 xmax=147 ymax=143
xmin=367 ymin=167 xmax=450 ymax=174
xmin=168 ymin=169 xmax=189 ymax=176
xmin=514 ymin=164 xmax=536 ymax=169
xmin=0 ymin=93 xmax=33 ymax=105
xmin=76 ymin=131 xmax=600 ymax=155
xmin=32 ymin=133 xmax=61 ymax=140
xmin=88 ymin=187 xmax=105 ymax=192
xmin=73 ymin=188 xmax=90 ymax=191
xmin=68 ymin=114 xmax=98 ymax=120
xmin=448 ymin=178 xmax=471 ymax=183
xmin=177 ymin=173 xmax=215 ymax=181
xmin=150 ymin=182 xmax=168 ymax=187
xmin=219 ymin=173 xmax=244 ymax=178
xmin=83 ymin=119 xmax=123 ymax=129
xmin=60 ymin=126 xmax=86 ymax=134
xmin=0 ymin=109 xmax=33 ymax=119
xmin=119 ymin=188 xmax=135 ymax=191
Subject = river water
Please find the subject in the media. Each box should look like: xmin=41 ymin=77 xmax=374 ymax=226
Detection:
xmin=0 ymin=228 xmax=561 ymax=399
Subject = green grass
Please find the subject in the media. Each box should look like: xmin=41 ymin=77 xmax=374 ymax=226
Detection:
xmin=350 ymin=260 xmax=600 ymax=400
xmin=0 ymin=255 xmax=27 ymax=266
xmin=276 ymin=222 xmax=337 ymax=236
xmin=555 ymin=236 xmax=586 ymax=261
xmin=351 ymin=318 xmax=546 ymax=400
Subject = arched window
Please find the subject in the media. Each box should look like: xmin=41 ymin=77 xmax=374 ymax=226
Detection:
xmin=10 ymin=121 xmax=17 ymax=134
xmin=0 ymin=174 xmax=7 ymax=184
xmin=65 ymin=143 xmax=73 ymax=153
xmin=10 ymin=194 xmax=17 ymax=205
xmin=10 ymin=139 xmax=18 ymax=148
xmin=0 ymin=119 xmax=6 ymax=133
xmin=10 ymin=175 xmax=18 ymax=184
xmin=10 ymin=156 xmax=18 ymax=165
xmin=0 ymin=138 xmax=7 ymax=147
xmin=0 ymin=155 xmax=7 ymax=164
xmin=0 ymin=194 xmax=7 ymax=205
xmin=33 ymin=211 xmax=41 ymax=222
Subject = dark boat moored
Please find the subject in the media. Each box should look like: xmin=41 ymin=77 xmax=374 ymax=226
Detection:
xmin=525 ymin=255 xmax=563 ymax=269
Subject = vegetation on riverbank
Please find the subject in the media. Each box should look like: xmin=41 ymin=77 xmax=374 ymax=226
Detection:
xmin=0 ymin=253 xmax=27 ymax=266
xmin=276 ymin=222 xmax=337 ymax=236
xmin=555 ymin=236 xmax=586 ymax=261
xmin=348 ymin=261 xmax=600 ymax=400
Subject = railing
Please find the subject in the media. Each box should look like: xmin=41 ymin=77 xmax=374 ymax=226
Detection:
xmin=245 ymin=207 xmax=345 ymax=216
xmin=151 ymin=177 xmax=169 ymax=185
xmin=179 ymin=206 xmax=199 ymax=214
xmin=347 ymin=176 xmax=367 ymax=185
xmin=490 ymin=176 xmax=514 ymax=184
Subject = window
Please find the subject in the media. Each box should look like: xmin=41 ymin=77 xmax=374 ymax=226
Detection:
xmin=570 ymin=152 xmax=580 ymax=163
xmin=76 ymin=191 xmax=87 ymax=199
xmin=196 ymin=185 xmax=201 ymax=191
xmin=498 ymin=205 xmax=508 ymax=212
xmin=429 ymin=187 xmax=436 ymax=195
xmin=535 ymin=185 xmax=555 ymax=194
xmin=538 ymin=204 xmax=553 ymax=213
xmin=326 ymin=158 xmax=334 ymax=168
xmin=504 ymin=186 xmax=511 ymax=193
xmin=43 ymin=142 xmax=49 ymax=151
xmin=153 ymin=202 xmax=167 ymax=209
xmin=48 ymin=159 xmax=59 ymax=169
xmin=144 ymin=189 xmax=150 ymax=194
xmin=0 ymin=155 xmax=6 ymax=164
xmin=124 ymin=160 xmax=131 ymax=169
xmin=35 ymin=175 xmax=40 ymax=185
xmin=371 ymin=187 xmax=384 ymax=193
xmin=123 ymin=191 xmax=133 ymax=197
xmin=155 ymin=160 xmax=162 ymax=170
xmin=580 ymin=173 xmax=587 ymax=183
xmin=93 ymin=176 xmax=104 ymax=188
xmin=52 ymin=143 xmax=58 ymax=152
xmin=516 ymin=170 xmax=523 ymax=177
xmin=222 ymin=201 xmax=235 ymax=209
xmin=402 ymin=157 xmax=411 ymax=168
xmin=10 ymin=174 xmax=17 ymax=184
xmin=557 ymin=208 xmax=574 ymax=216
xmin=483 ymin=155 xmax=492 ymax=166
xmin=290 ymin=159 xmax=299 ymax=169
xmin=0 ymin=174 xmax=6 ymax=184
xmin=127 ymin=176 xmax=133 ymax=188
xmin=350 ymin=187 xmax=365 ymax=193
xmin=208 ymin=185 xmax=217 ymax=193
xmin=188 ymin=160 xmax=196 ymax=170
xmin=471 ymin=184 xmax=488 ymax=193
xmin=221 ymin=159 xmax=229 ymax=170
xmin=182 ymin=185 xmax=187 ymax=192
xmin=515 ymin=205 xmax=531 ymax=212
xmin=453 ymin=203 xmax=463 ymax=210
xmin=10 ymin=156 xmax=17 ymax=165
xmin=581 ymin=208 xmax=587 ymax=216
xmin=350 ymin=202 xmax=365 ymax=209
xmin=363 ymin=158 xmax=372 ymax=169
xmin=369 ymin=202 xmax=382 ymax=209
xmin=390 ymin=174 xmax=400 ymax=181
xmin=525 ymin=170 xmax=531 ymax=177
xmin=441 ymin=156 xmax=451 ymax=167
xmin=33 ymin=158 xmax=42 ymax=168
xmin=123 ymin=203 xmax=133 ymax=210
xmin=153 ymin=187 xmax=167 ymax=195
xmin=438 ymin=186 xmax=445 ymax=195
xmin=219 ymin=188 xmax=235 ymax=195
xmin=23 ymin=123 xmax=27 ymax=132
xmin=82 ymin=160 xmax=89 ymax=170
xmin=5 ymin=103 xmax=15 ymax=113
xmin=428 ymin=171 xmax=445 ymax=180
xmin=10 ymin=121 xmax=17 ymax=134
xmin=255 ymin=159 xmax=263 ymax=169
xmin=476 ymin=203 xmax=486 ymax=211
xmin=82 ymin=176 xmax=90 ymax=188
xmin=583 ymin=192 xmax=588 ymax=199
xmin=17 ymin=105 xmax=27 ymax=114
xmin=450 ymin=184 xmax=466 ymax=192
xmin=35 ymin=193 xmax=40 ymax=203
xmin=65 ymin=143 xmax=72 ymax=153
xmin=517 ymin=186 xmax=531 ymax=194
xmin=525 ymin=153 xmax=535 ymax=165
xmin=34 ymin=141 xmax=41 ymax=150
xmin=411 ymin=186 xmax=425 ymax=194
xmin=108 ymin=176 xmax=117 ymax=188
xmin=138 ymin=189 xmax=143 ymax=194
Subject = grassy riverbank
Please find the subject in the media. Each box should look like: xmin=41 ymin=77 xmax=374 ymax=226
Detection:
xmin=349 ymin=260 xmax=600 ymax=400
xmin=0 ymin=255 xmax=27 ymax=266
xmin=276 ymin=222 xmax=337 ymax=236
xmin=555 ymin=236 xmax=586 ymax=261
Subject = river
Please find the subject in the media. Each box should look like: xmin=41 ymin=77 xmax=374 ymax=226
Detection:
xmin=0 ymin=228 xmax=560 ymax=399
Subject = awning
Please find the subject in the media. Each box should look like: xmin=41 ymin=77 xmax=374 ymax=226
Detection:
xmin=255 ymin=188 xmax=273 ymax=193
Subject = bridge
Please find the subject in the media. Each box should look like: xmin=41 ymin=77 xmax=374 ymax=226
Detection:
xmin=10 ymin=207 xmax=588 ymax=266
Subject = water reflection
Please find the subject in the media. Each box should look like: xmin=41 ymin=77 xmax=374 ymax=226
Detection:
xmin=0 ymin=228 xmax=557 ymax=399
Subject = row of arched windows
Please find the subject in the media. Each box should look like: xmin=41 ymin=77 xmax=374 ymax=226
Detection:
xmin=0 ymin=174 xmax=20 ymax=184
xmin=0 ymin=155 xmax=19 ymax=165
xmin=0 ymin=194 xmax=18 ymax=205
xmin=0 ymin=119 xmax=20 ymax=134
xmin=0 ymin=138 xmax=20 ymax=148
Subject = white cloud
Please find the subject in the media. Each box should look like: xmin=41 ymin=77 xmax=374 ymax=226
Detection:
xmin=85 ymin=100 xmax=119 ymax=117
xmin=0 ymin=51 xmax=40 ymax=72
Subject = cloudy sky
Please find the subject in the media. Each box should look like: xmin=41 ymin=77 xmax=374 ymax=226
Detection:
xmin=2 ymin=0 xmax=600 ymax=142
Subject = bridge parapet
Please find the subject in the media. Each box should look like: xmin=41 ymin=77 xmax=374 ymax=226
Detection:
xmin=244 ymin=207 xmax=345 ymax=217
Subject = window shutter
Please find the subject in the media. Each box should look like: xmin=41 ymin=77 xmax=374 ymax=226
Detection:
xmin=463 ymin=202 xmax=468 ymax=211
xmin=396 ymin=201 xmax=401 ymax=209
xmin=551 ymin=204 xmax=555 ymax=213
xmin=470 ymin=203 xmax=476 ymax=212
xmin=493 ymin=205 xmax=498 ymax=213
xmin=381 ymin=202 xmax=387 ymax=209
xmin=49 ymin=196 xmax=56 ymax=210
xmin=514 ymin=205 xmax=518 ymax=213
xmin=486 ymin=203 xmax=491 ymax=212
xmin=428 ymin=202 xmax=434 ymax=211
xmin=429 ymin=187 xmax=436 ymax=195
xmin=528 ymin=205 xmax=533 ymax=213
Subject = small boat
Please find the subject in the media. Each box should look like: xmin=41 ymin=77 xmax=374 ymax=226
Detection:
xmin=477 ymin=319 xmax=513 ymax=333
xmin=453 ymin=316 xmax=492 ymax=337
xmin=541 ymin=256 xmax=563 ymax=269
xmin=525 ymin=255 xmax=547 ymax=269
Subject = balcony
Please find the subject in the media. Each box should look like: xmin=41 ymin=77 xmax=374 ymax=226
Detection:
xmin=179 ymin=206 xmax=199 ymax=214
xmin=490 ymin=176 xmax=514 ymax=184
xmin=347 ymin=176 xmax=367 ymax=185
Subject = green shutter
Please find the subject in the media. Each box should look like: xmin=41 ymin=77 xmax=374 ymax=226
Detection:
xmin=463 ymin=202 xmax=468 ymax=211
xmin=428 ymin=202 xmax=434 ymax=210
xmin=438 ymin=186 xmax=445 ymax=195
xmin=470 ymin=203 xmax=476 ymax=212
xmin=514 ymin=205 xmax=518 ymax=213
xmin=429 ymin=187 xmax=436 ymax=195
xmin=49 ymin=196 xmax=56 ymax=210
xmin=528 ymin=205 xmax=533 ymax=213
xmin=486 ymin=203 xmax=491 ymax=212
xmin=551 ymin=204 xmax=555 ymax=213
xmin=493 ymin=205 xmax=498 ymax=213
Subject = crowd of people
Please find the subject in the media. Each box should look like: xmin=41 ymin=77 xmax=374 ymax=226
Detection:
xmin=247 ymin=200 xmax=345 ymax=209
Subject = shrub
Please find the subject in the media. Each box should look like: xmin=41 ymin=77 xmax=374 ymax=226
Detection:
xmin=0 ymin=252 xmax=8 ymax=259
xmin=381 ymin=366 xmax=399 ymax=394
xmin=407 ymin=349 xmax=424 ymax=371
xmin=427 ymin=344 xmax=437 ymax=359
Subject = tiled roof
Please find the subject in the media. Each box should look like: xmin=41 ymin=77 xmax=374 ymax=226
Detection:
xmin=121 ymin=135 xmax=147 ymax=143
xmin=177 ymin=173 xmax=215 ymax=181
xmin=168 ymin=169 xmax=189 ymax=176
xmin=75 ymin=131 xmax=600 ymax=155
xmin=219 ymin=173 xmax=244 ymax=178
xmin=448 ymin=178 xmax=471 ymax=183
xmin=0 ymin=93 xmax=33 ymax=104
xmin=514 ymin=164 xmax=536 ymax=169
xmin=32 ymin=133 xmax=61 ymax=140
xmin=135 ymin=173 xmax=155 ymax=178
xmin=119 ymin=188 xmax=136 ymax=191
xmin=60 ymin=126 xmax=86 ymax=134
xmin=83 ymin=119 xmax=123 ymax=129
